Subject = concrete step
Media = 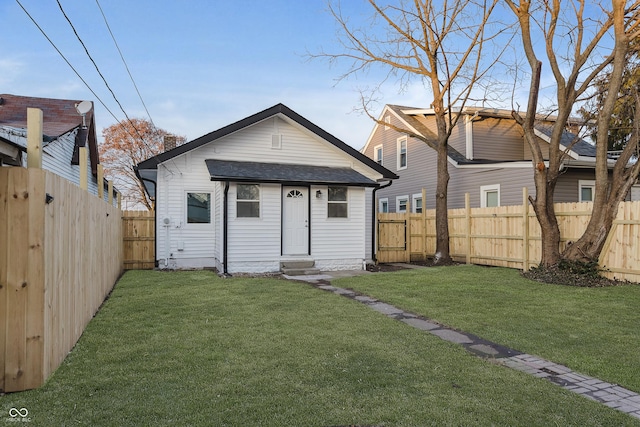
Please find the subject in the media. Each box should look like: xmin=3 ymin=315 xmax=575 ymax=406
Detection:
xmin=280 ymin=260 xmax=315 ymax=269
xmin=282 ymin=267 xmax=321 ymax=276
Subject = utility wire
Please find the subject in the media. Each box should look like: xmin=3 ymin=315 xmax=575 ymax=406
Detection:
xmin=95 ymin=0 xmax=156 ymax=130
xmin=15 ymin=0 xmax=121 ymax=125
xmin=54 ymin=0 xmax=150 ymax=146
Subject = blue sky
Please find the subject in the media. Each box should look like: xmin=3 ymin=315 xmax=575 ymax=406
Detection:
xmin=1 ymin=0 xmax=432 ymax=149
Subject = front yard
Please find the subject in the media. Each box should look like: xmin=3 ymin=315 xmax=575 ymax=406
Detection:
xmin=1 ymin=269 xmax=638 ymax=426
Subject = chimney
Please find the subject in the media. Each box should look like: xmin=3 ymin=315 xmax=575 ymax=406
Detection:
xmin=163 ymin=135 xmax=177 ymax=152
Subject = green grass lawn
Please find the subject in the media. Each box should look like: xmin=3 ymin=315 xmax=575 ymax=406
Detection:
xmin=1 ymin=269 xmax=638 ymax=426
xmin=336 ymin=264 xmax=640 ymax=394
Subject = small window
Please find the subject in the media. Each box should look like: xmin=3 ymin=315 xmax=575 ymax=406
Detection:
xmin=397 ymin=137 xmax=407 ymax=170
xmin=480 ymin=184 xmax=500 ymax=208
xmin=579 ymin=180 xmax=595 ymax=202
xmin=379 ymin=198 xmax=389 ymax=213
xmin=328 ymin=186 xmax=348 ymax=218
xmin=187 ymin=192 xmax=211 ymax=223
xmin=237 ymin=184 xmax=260 ymax=217
xmin=412 ymin=194 xmax=423 ymax=213
xmin=396 ymin=195 xmax=408 ymax=213
xmin=384 ymin=115 xmax=391 ymax=130
xmin=374 ymin=144 xmax=383 ymax=165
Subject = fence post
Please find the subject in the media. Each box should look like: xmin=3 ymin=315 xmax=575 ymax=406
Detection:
xmin=108 ymin=180 xmax=114 ymax=205
xmin=97 ymin=164 xmax=104 ymax=200
xmin=465 ymin=193 xmax=471 ymax=264
xmin=422 ymin=188 xmax=427 ymax=260
xmin=523 ymin=187 xmax=530 ymax=272
xmin=79 ymin=147 xmax=88 ymax=190
xmin=27 ymin=108 xmax=43 ymax=169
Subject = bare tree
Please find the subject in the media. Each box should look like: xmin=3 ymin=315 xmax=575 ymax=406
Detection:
xmin=319 ymin=0 xmax=508 ymax=264
xmin=506 ymin=0 xmax=640 ymax=267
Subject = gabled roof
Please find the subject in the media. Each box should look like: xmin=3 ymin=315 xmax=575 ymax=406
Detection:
xmin=366 ymin=104 xmax=597 ymax=166
xmin=0 ymin=94 xmax=99 ymax=173
xmin=137 ymin=103 xmax=397 ymax=180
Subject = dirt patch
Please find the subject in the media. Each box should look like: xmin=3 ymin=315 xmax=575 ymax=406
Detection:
xmin=522 ymin=265 xmax=629 ymax=287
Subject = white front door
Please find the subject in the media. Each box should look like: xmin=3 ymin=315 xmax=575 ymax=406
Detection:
xmin=283 ymin=187 xmax=309 ymax=255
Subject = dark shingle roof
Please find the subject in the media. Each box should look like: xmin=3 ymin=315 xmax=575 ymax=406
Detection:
xmin=534 ymin=124 xmax=596 ymax=157
xmin=205 ymin=159 xmax=378 ymax=186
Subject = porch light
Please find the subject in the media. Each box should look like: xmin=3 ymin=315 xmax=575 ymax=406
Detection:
xmin=316 ymin=190 xmax=322 ymax=198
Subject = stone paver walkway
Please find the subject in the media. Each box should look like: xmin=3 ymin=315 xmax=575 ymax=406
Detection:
xmin=285 ymin=270 xmax=640 ymax=421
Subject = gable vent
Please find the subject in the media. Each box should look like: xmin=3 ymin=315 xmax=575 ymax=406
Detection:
xmin=271 ymin=134 xmax=282 ymax=149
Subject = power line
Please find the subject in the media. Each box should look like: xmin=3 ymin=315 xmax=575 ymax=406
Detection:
xmin=54 ymin=0 xmax=150 ymax=146
xmin=15 ymin=0 xmax=121 ymax=125
xmin=95 ymin=0 xmax=156 ymax=130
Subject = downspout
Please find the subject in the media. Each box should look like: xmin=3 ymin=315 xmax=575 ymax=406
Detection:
xmin=371 ymin=180 xmax=394 ymax=263
xmin=223 ymin=181 xmax=230 ymax=276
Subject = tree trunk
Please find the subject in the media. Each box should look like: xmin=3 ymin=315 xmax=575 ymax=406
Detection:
xmin=434 ymin=140 xmax=452 ymax=264
xmin=530 ymin=167 xmax=562 ymax=267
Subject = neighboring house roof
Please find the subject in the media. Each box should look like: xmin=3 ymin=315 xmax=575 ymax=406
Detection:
xmin=137 ymin=103 xmax=398 ymax=198
xmin=0 ymin=93 xmax=99 ymax=173
xmin=205 ymin=159 xmax=378 ymax=186
xmin=366 ymin=104 xmax=598 ymax=166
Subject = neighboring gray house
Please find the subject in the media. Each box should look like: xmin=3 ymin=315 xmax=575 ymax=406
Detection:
xmin=361 ymin=104 xmax=630 ymax=213
xmin=136 ymin=104 xmax=397 ymax=274
xmin=0 ymin=93 xmax=115 ymax=201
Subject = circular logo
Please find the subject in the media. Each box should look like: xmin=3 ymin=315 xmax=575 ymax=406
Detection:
xmin=9 ymin=408 xmax=28 ymax=418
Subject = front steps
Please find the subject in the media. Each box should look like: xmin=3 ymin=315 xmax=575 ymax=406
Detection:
xmin=280 ymin=260 xmax=320 ymax=276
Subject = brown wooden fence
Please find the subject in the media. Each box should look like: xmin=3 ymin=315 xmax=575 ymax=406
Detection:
xmin=377 ymin=188 xmax=640 ymax=282
xmin=0 ymin=168 xmax=123 ymax=392
xmin=122 ymin=210 xmax=155 ymax=270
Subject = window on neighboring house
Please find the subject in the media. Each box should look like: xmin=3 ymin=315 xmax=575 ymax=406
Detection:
xmin=480 ymin=184 xmax=500 ymax=208
xmin=579 ymin=180 xmax=595 ymax=202
xmin=237 ymin=184 xmax=260 ymax=217
xmin=374 ymin=144 xmax=383 ymax=165
xmin=379 ymin=198 xmax=389 ymax=213
xmin=187 ymin=192 xmax=211 ymax=223
xmin=397 ymin=137 xmax=407 ymax=170
xmin=384 ymin=115 xmax=391 ymax=130
xmin=396 ymin=195 xmax=409 ymax=213
xmin=412 ymin=194 xmax=423 ymax=213
xmin=328 ymin=186 xmax=348 ymax=218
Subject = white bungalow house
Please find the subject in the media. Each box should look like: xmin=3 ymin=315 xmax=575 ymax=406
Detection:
xmin=136 ymin=104 xmax=397 ymax=274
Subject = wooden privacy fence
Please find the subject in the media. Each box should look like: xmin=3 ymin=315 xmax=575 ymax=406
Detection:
xmin=377 ymin=188 xmax=640 ymax=283
xmin=122 ymin=210 xmax=155 ymax=270
xmin=0 ymin=168 xmax=123 ymax=392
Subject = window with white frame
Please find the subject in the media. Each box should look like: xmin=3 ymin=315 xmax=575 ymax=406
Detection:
xmin=397 ymin=136 xmax=407 ymax=170
xmin=480 ymin=184 xmax=500 ymax=208
xmin=186 ymin=192 xmax=211 ymax=223
xmin=412 ymin=193 xmax=423 ymax=213
xmin=328 ymin=186 xmax=348 ymax=218
xmin=237 ymin=184 xmax=260 ymax=217
xmin=396 ymin=195 xmax=409 ymax=213
xmin=374 ymin=144 xmax=383 ymax=165
xmin=384 ymin=115 xmax=391 ymax=130
xmin=579 ymin=180 xmax=595 ymax=202
xmin=379 ymin=198 xmax=389 ymax=213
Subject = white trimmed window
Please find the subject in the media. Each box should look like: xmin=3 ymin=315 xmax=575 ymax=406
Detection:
xmin=384 ymin=115 xmax=391 ymax=130
xmin=186 ymin=192 xmax=211 ymax=223
xmin=374 ymin=144 xmax=383 ymax=165
xmin=579 ymin=180 xmax=595 ymax=202
xmin=396 ymin=195 xmax=409 ymax=213
xmin=480 ymin=184 xmax=500 ymax=208
xmin=412 ymin=193 xmax=423 ymax=213
xmin=237 ymin=184 xmax=260 ymax=218
xmin=328 ymin=186 xmax=348 ymax=218
xmin=397 ymin=136 xmax=407 ymax=170
xmin=379 ymin=198 xmax=389 ymax=213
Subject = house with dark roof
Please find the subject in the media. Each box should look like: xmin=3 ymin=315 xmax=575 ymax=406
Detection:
xmin=361 ymin=104 xmax=634 ymax=213
xmin=0 ymin=93 xmax=113 ymax=199
xmin=136 ymin=104 xmax=397 ymax=274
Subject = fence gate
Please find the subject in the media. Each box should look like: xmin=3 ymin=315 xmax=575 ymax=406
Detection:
xmin=377 ymin=213 xmax=409 ymax=263
xmin=122 ymin=210 xmax=155 ymax=269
